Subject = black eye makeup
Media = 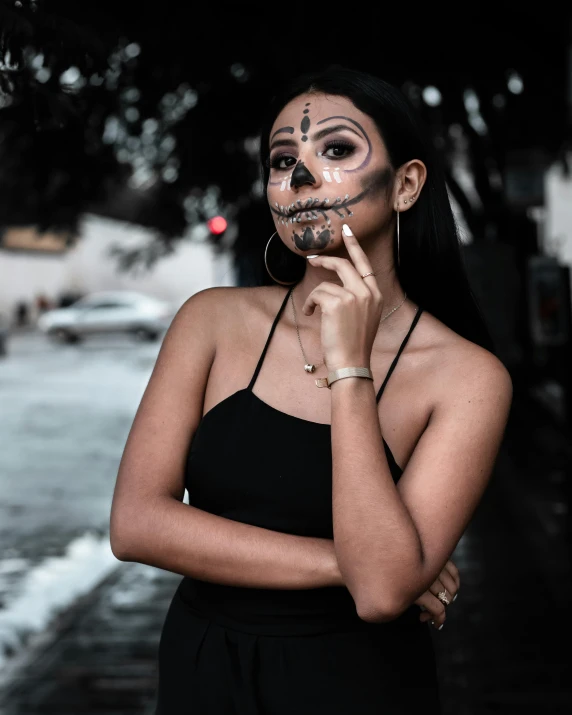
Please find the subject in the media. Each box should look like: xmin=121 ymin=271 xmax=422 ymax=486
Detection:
xmin=268 ymin=140 xmax=357 ymax=172
xmin=321 ymin=139 xmax=356 ymax=160
xmin=269 ymin=153 xmax=298 ymax=171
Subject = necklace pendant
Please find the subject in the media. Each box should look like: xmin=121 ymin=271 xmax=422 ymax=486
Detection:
xmin=304 ymin=364 xmax=316 ymax=373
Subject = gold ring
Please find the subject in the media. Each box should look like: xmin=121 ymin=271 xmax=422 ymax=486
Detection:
xmin=437 ymin=590 xmax=451 ymax=606
xmin=361 ymin=272 xmax=375 ymax=279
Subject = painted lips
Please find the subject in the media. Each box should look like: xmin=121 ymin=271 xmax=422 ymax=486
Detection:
xmin=288 ymin=211 xmax=322 ymax=224
xmin=270 ymin=190 xmax=363 ymax=226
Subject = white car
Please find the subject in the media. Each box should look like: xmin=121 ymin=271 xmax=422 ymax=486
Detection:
xmin=38 ymin=291 xmax=175 ymax=343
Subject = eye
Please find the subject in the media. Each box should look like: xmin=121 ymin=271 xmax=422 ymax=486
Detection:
xmin=323 ymin=140 xmax=356 ymax=160
xmin=270 ymin=153 xmax=297 ymax=170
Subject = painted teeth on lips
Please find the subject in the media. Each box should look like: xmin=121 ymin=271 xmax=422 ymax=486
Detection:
xmin=287 ymin=201 xmax=320 ymax=216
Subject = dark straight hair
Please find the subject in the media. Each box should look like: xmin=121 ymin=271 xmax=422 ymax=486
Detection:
xmin=259 ymin=66 xmax=494 ymax=354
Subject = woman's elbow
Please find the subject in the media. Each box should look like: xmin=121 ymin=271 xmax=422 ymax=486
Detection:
xmin=109 ymin=525 xmax=134 ymax=561
xmin=357 ymin=598 xmax=405 ymax=624
xmin=109 ymin=503 xmax=141 ymax=561
xmin=355 ymin=586 xmax=413 ymax=624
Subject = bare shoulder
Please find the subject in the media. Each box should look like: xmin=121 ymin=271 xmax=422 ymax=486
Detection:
xmin=171 ymin=284 xmax=287 ymax=346
xmin=420 ymin=311 xmax=513 ymax=414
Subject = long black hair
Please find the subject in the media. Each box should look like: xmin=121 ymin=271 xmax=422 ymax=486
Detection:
xmin=259 ymin=66 xmax=494 ymax=353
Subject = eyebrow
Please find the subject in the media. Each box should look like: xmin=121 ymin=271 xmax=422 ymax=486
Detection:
xmin=312 ymin=124 xmax=362 ymax=141
xmin=316 ymin=116 xmax=368 ymax=142
xmin=269 ymin=137 xmax=298 ymax=151
xmin=269 ymin=123 xmax=364 ymax=152
xmin=270 ymin=126 xmax=295 ymax=142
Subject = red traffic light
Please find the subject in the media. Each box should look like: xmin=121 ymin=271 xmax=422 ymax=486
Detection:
xmin=207 ymin=216 xmax=228 ymax=235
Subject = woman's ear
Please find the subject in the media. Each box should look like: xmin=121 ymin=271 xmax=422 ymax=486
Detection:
xmin=394 ymin=159 xmax=427 ymax=211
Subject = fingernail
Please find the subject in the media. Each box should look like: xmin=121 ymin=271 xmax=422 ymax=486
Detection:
xmin=342 ymin=224 xmax=352 ymax=237
xmin=438 ymin=624 xmax=444 ymax=631
xmin=453 ymin=594 xmax=458 ymax=602
xmin=306 ymin=254 xmax=319 ymax=259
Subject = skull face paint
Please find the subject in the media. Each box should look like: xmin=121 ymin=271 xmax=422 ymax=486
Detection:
xmin=293 ymin=225 xmax=332 ymax=251
xmin=290 ymin=160 xmax=316 ymax=188
xmin=267 ymin=93 xmax=394 ymax=253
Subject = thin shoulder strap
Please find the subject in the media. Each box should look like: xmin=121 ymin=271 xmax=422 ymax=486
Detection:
xmin=376 ymin=307 xmax=424 ymax=404
xmin=247 ymin=284 xmax=296 ymax=391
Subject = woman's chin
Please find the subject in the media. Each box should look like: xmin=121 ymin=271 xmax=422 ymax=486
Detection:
xmin=291 ymin=223 xmax=334 ymax=252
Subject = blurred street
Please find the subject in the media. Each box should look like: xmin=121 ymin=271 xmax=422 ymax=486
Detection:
xmin=0 ymin=330 xmax=570 ymax=714
xmin=0 ymin=330 xmax=161 ymax=670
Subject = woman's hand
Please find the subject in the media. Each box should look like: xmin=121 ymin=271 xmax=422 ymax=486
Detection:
xmin=303 ymin=225 xmax=383 ymax=371
xmin=415 ymin=559 xmax=460 ymax=630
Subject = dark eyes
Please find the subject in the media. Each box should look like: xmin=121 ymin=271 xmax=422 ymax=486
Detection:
xmin=324 ymin=140 xmax=355 ymax=159
xmin=269 ymin=140 xmax=356 ymax=171
xmin=269 ymin=155 xmax=297 ymax=170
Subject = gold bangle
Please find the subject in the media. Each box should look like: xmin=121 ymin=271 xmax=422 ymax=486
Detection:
xmin=315 ymin=367 xmax=374 ymax=389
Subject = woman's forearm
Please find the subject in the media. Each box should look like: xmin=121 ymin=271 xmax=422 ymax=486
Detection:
xmin=330 ymin=377 xmax=424 ymax=619
xmin=112 ymin=495 xmax=343 ymax=590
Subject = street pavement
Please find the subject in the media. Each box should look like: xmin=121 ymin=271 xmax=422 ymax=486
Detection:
xmin=0 ymin=332 xmax=570 ymax=714
xmin=0 ymin=332 xmax=161 ymax=669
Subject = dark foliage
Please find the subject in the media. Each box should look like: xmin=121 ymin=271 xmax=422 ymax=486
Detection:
xmin=0 ymin=1 xmax=570 ymax=273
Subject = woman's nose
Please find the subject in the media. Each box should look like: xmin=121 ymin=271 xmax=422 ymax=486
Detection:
xmin=290 ymin=160 xmax=317 ymax=189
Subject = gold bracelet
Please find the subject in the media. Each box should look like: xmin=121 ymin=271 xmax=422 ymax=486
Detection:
xmin=315 ymin=367 xmax=374 ymax=389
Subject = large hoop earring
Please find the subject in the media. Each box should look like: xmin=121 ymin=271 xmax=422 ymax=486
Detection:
xmin=396 ymin=209 xmax=401 ymax=268
xmin=264 ymin=232 xmax=299 ymax=286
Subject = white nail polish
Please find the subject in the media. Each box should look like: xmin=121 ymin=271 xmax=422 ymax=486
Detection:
xmin=306 ymin=254 xmax=319 ymax=259
xmin=342 ymin=224 xmax=352 ymax=237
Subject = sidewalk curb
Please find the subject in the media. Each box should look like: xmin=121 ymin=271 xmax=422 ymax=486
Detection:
xmin=0 ymin=563 xmax=124 ymax=705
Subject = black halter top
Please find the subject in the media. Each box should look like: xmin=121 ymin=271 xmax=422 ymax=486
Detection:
xmin=180 ymin=285 xmax=424 ymax=636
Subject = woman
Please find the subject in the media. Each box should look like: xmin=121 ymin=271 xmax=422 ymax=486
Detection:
xmin=110 ymin=67 xmax=512 ymax=714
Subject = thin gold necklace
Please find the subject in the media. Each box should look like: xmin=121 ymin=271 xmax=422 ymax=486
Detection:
xmin=290 ymin=287 xmax=408 ymax=373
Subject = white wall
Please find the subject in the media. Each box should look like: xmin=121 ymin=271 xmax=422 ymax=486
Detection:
xmin=0 ymin=252 xmax=69 ymax=317
xmin=545 ymin=155 xmax=572 ymax=274
xmin=0 ymin=214 xmax=236 ymax=320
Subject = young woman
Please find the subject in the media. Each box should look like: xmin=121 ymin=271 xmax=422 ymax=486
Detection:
xmin=110 ymin=67 xmax=512 ymax=714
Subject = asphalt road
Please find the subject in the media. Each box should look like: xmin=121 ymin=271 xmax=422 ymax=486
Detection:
xmin=0 ymin=330 xmax=161 ymax=668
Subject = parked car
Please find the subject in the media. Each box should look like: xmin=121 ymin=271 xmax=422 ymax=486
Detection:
xmin=37 ymin=291 xmax=175 ymax=343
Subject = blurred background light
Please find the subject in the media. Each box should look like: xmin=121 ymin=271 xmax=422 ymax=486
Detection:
xmin=161 ymin=166 xmax=179 ymax=183
xmin=122 ymin=87 xmax=141 ymax=103
xmin=463 ymin=88 xmax=488 ymax=135
xmin=422 ymin=85 xmax=442 ymax=107
xmin=243 ymin=136 xmax=260 ymax=157
xmin=143 ymin=118 xmax=159 ymax=134
xmin=124 ymin=43 xmax=141 ymax=59
xmin=35 ymin=67 xmax=51 ymax=83
xmin=59 ymin=66 xmax=81 ymax=85
xmin=125 ymin=107 xmax=140 ymax=123
xmin=207 ymin=216 xmax=228 ymax=235
xmin=31 ymin=54 xmax=44 ymax=69
xmin=463 ymin=89 xmax=480 ymax=113
xmin=230 ymin=62 xmax=249 ymax=82
xmin=507 ymin=70 xmax=524 ymax=94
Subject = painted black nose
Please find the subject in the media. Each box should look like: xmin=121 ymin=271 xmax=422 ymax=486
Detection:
xmin=290 ymin=160 xmax=316 ymax=188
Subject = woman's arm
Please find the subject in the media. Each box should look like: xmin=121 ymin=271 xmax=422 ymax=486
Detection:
xmin=303 ymin=227 xmax=512 ymax=621
xmin=330 ymin=351 xmax=512 ymax=621
xmin=115 ymin=497 xmax=341 ymax=589
xmin=110 ymin=288 xmax=341 ymax=590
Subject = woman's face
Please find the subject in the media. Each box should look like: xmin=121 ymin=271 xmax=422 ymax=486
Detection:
xmin=267 ymin=92 xmax=394 ymax=254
